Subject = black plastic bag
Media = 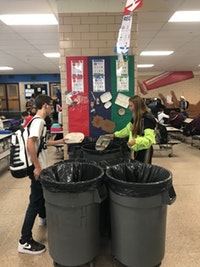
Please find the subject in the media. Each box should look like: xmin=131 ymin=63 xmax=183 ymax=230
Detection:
xmin=40 ymin=161 xmax=104 ymax=193
xmin=106 ymin=160 xmax=173 ymax=197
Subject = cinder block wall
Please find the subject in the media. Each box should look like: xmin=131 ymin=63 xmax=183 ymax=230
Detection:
xmin=58 ymin=12 xmax=138 ymax=158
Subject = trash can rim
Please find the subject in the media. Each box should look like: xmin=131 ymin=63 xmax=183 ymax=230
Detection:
xmin=106 ymin=163 xmax=172 ymax=186
xmin=106 ymin=175 xmax=172 ymax=185
xmin=40 ymin=161 xmax=104 ymax=185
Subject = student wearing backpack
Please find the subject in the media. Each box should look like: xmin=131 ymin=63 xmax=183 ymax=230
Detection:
xmin=18 ymin=94 xmax=66 ymax=255
xmin=107 ymin=95 xmax=156 ymax=164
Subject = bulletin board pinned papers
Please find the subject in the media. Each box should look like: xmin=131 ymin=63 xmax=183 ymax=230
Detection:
xmin=115 ymin=93 xmax=130 ymax=108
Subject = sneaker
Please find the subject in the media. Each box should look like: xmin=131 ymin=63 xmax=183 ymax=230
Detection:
xmin=18 ymin=238 xmax=46 ymax=255
xmin=38 ymin=217 xmax=47 ymax=226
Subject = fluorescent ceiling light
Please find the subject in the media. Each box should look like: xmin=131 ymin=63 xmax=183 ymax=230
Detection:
xmin=169 ymin=11 xmax=200 ymax=22
xmin=43 ymin=52 xmax=60 ymax=58
xmin=140 ymin=51 xmax=174 ymax=56
xmin=137 ymin=64 xmax=154 ymax=68
xmin=0 ymin=66 xmax=13 ymax=70
xmin=0 ymin=14 xmax=58 ymax=25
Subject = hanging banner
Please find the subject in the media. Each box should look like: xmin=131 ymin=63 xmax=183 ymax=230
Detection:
xmin=114 ymin=0 xmax=143 ymax=55
xmin=124 ymin=0 xmax=143 ymax=15
xmin=114 ymin=15 xmax=132 ymax=55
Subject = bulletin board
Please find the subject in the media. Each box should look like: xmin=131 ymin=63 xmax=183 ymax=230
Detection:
xmin=24 ymin=83 xmax=48 ymax=99
xmin=66 ymin=55 xmax=134 ymax=137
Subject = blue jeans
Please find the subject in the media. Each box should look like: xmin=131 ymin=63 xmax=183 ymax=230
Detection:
xmin=20 ymin=176 xmax=46 ymax=243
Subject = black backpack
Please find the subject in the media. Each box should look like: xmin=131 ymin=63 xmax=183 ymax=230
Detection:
xmin=156 ymin=123 xmax=169 ymax=144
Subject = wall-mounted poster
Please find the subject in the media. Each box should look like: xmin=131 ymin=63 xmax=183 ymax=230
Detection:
xmin=116 ymin=60 xmax=129 ymax=92
xmin=71 ymin=60 xmax=84 ymax=92
xmin=92 ymin=59 xmax=105 ymax=92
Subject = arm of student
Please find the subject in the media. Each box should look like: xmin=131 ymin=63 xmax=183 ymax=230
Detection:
xmin=114 ymin=122 xmax=132 ymax=138
xmin=47 ymin=138 xmax=66 ymax=146
xmin=27 ymin=137 xmax=41 ymax=180
xmin=129 ymin=128 xmax=156 ymax=151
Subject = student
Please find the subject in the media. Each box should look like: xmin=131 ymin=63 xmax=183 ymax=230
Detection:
xmin=18 ymin=94 xmax=66 ymax=255
xmin=169 ymin=110 xmax=184 ymax=129
xmin=30 ymin=107 xmax=37 ymax=116
xmin=107 ymin=95 xmax=156 ymax=164
xmin=21 ymin=111 xmax=33 ymax=127
xmin=179 ymin=96 xmax=189 ymax=112
xmin=157 ymin=108 xmax=169 ymax=125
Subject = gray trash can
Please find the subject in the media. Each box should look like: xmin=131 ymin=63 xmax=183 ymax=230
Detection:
xmin=40 ymin=161 xmax=105 ymax=267
xmin=81 ymin=142 xmax=131 ymax=238
xmin=106 ymin=161 xmax=176 ymax=267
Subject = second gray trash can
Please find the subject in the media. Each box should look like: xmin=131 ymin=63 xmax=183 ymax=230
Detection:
xmin=106 ymin=160 xmax=176 ymax=267
xmin=40 ymin=161 xmax=105 ymax=267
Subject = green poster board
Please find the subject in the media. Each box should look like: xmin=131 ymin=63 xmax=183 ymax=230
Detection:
xmin=111 ymin=55 xmax=134 ymax=131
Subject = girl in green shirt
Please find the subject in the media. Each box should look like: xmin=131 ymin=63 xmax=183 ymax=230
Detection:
xmin=109 ymin=95 xmax=156 ymax=164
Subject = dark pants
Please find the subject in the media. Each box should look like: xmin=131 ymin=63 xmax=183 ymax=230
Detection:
xmin=20 ymin=176 xmax=45 ymax=243
xmin=134 ymin=146 xmax=153 ymax=164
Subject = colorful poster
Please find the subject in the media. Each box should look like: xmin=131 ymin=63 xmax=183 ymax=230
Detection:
xmin=92 ymin=59 xmax=105 ymax=92
xmin=71 ymin=60 xmax=84 ymax=92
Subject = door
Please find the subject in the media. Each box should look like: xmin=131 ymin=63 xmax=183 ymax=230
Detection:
xmin=7 ymin=84 xmax=20 ymax=111
xmin=50 ymin=83 xmax=61 ymax=99
xmin=0 ymin=84 xmax=6 ymax=111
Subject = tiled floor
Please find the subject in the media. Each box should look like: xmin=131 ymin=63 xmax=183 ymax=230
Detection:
xmin=0 ymin=142 xmax=200 ymax=267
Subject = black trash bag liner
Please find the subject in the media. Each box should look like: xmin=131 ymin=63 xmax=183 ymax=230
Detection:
xmin=75 ymin=157 xmax=126 ymax=170
xmin=97 ymin=157 xmax=127 ymax=170
xmin=83 ymin=136 xmax=98 ymax=143
xmin=68 ymin=136 xmax=131 ymax=160
xmin=82 ymin=142 xmax=121 ymax=155
xmin=111 ymin=137 xmax=130 ymax=150
xmin=67 ymin=137 xmax=98 ymax=160
xmin=106 ymin=160 xmax=173 ymax=197
xmin=40 ymin=160 xmax=104 ymax=193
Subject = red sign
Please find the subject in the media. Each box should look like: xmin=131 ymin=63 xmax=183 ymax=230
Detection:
xmin=124 ymin=0 xmax=143 ymax=15
xmin=143 ymin=71 xmax=194 ymax=90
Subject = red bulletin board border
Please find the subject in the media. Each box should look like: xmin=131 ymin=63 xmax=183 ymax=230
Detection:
xmin=66 ymin=56 xmax=89 ymax=136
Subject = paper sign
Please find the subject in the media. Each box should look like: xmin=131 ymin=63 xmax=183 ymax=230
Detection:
xmin=115 ymin=93 xmax=130 ymax=108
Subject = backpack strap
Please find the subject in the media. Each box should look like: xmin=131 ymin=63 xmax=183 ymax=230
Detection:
xmin=36 ymin=125 xmax=47 ymax=156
